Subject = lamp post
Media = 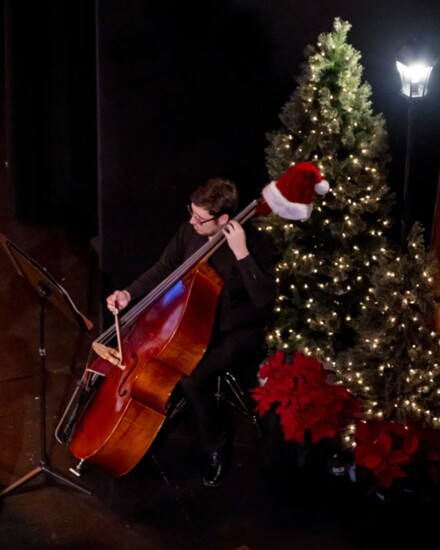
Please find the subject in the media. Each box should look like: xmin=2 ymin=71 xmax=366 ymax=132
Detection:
xmin=396 ymin=38 xmax=436 ymax=246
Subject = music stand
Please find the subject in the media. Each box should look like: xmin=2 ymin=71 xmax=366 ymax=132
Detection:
xmin=0 ymin=233 xmax=92 ymax=496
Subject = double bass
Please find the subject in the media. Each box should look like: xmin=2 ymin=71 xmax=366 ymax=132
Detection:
xmin=56 ymin=199 xmax=264 ymax=476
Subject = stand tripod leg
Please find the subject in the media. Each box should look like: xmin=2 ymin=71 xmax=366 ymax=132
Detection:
xmin=42 ymin=465 xmax=92 ymax=494
xmin=0 ymin=467 xmax=43 ymax=497
xmin=0 ymin=465 xmax=92 ymax=497
xmin=0 ymin=464 xmax=92 ymax=497
xmin=0 ymin=290 xmax=92 ymax=498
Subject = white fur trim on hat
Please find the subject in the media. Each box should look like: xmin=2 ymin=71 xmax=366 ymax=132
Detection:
xmin=262 ymin=181 xmax=313 ymax=221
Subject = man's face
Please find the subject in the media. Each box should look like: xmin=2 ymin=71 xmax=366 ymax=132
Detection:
xmin=188 ymin=203 xmax=228 ymax=237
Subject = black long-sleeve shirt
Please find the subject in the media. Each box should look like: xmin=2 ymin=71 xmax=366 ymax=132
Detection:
xmin=125 ymin=220 xmax=276 ymax=332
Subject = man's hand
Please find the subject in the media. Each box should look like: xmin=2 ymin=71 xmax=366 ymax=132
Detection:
xmin=222 ymin=220 xmax=249 ymax=260
xmin=106 ymin=290 xmax=131 ymax=313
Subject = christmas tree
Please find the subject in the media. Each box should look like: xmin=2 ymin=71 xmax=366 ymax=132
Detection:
xmin=337 ymin=223 xmax=440 ymax=427
xmin=259 ymin=18 xmax=396 ymax=362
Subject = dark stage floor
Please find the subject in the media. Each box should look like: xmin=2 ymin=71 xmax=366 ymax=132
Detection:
xmin=1 ymin=178 xmax=440 ymax=550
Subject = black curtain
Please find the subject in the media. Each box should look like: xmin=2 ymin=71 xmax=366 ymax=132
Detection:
xmin=4 ymin=0 xmax=97 ymax=232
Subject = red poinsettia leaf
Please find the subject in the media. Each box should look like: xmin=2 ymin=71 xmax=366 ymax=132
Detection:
xmin=268 ymin=350 xmax=287 ymax=368
xmin=294 ymin=375 xmax=314 ymax=390
xmin=283 ymin=363 xmax=298 ymax=378
xmin=347 ymin=398 xmax=364 ymax=417
xmin=389 ymin=422 xmax=410 ymax=438
xmin=331 ymin=385 xmax=351 ymax=399
xmin=354 ymin=443 xmax=372 ymax=462
xmin=257 ymin=363 xmax=277 ymax=381
xmin=299 ymin=352 xmax=325 ymax=370
xmin=369 ymin=421 xmax=388 ymax=436
xmin=261 ymin=381 xmax=295 ymax=405
xmin=250 ymin=385 xmax=267 ymax=399
xmin=324 ymin=397 xmax=345 ymax=414
xmin=252 ymin=384 xmax=292 ymax=414
xmin=376 ymin=463 xmax=407 ymax=489
xmin=388 ymin=449 xmax=412 ymax=465
xmin=293 ymin=353 xmax=327 ymax=382
xmin=252 ymin=400 xmax=266 ymax=415
xmin=355 ymin=421 xmax=375 ymax=442
xmin=281 ymin=376 xmax=296 ymax=392
xmin=402 ymin=435 xmax=419 ymax=456
xmin=375 ymin=433 xmax=392 ymax=456
xmin=300 ymin=414 xmax=319 ymax=431
xmin=418 ymin=429 xmax=440 ymax=461
xmin=279 ymin=412 xmax=305 ymax=444
xmin=251 ymin=388 xmax=272 ymax=414
xmin=297 ymin=393 xmax=312 ymax=410
xmin=355 ymin=440 xmax=378 ymax=459
xmin=310 ymin=388 xmax=334 ymax=405
xmin=425 ymin=449 xmax=440 ymax=462
xmin=310 ymin=422 xmax=337 ymax=444
xmin=426 ymin=464 xmax=440 ymax=484
xmin=257 ymin=350 xmax=290 ymax=382
xmin=358 ymin=454 xmax=384 ymax=472
xmin=313 ymin=385 xmax=334 ymax=399
xmin=279 ymin=412 xmax=295 ymax=432
xmin=286 ymin=429 xmax=306 ymax=445
xmin=275 ymin=403 xmax=294 ymax=419
xmin=265 ymin=382 xmax=292 ymax=402
xmin=309 ymin=407 xmax=336 ymax=423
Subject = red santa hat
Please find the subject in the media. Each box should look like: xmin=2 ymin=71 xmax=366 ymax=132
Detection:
xmin=261 ymin=162 xmax=330 ymax=220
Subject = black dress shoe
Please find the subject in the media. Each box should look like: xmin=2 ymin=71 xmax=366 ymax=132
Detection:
xmin=203 ymin=451 xmax=226 ymax=487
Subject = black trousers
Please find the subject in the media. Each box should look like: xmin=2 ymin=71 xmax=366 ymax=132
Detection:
xmin=178 ymin=327 xmax=264 ymax=454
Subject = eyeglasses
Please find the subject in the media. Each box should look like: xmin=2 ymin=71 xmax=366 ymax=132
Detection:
xmin=187 ymin=204 xmax=218 ymax=225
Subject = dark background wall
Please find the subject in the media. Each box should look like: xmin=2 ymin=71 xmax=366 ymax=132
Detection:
xmin=4 ymin=0 xmax=97 ymax=230
xmin=4 ymin=0 xmax=440 ymax=291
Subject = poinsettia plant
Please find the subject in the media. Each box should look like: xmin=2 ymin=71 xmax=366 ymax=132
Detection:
xmin=251 ymin=350 xmax=362 ymax=445
xmin=251 ymin=350 xmax=440 ymax=493
xmin=353 ymin=420 xmax=440 ymax=490
xmin=353 ymin=420 xmax=419 ymax=489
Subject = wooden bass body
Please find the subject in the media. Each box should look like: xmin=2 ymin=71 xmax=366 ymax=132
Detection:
xmin=69 ymin=261 xmax=223 ymax=475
